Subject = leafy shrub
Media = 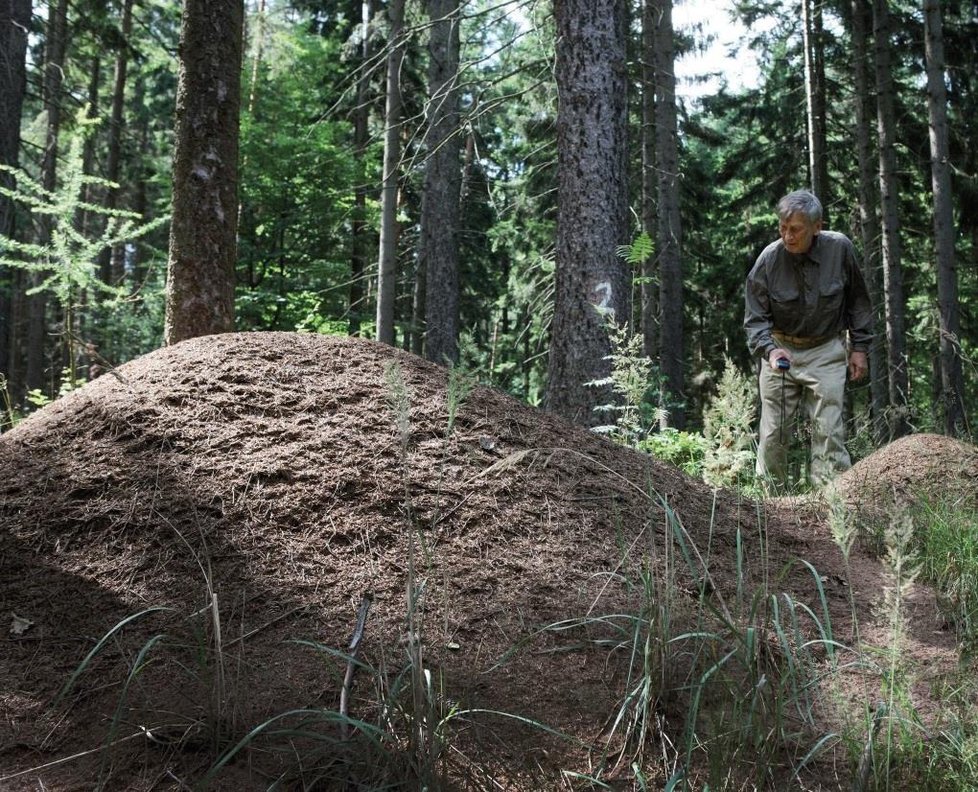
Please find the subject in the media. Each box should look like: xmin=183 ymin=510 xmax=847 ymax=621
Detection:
xmin=701 ymin=358 xmax=757 ymax=488
xmin=638 ymin=428 xmax=707 ymax=476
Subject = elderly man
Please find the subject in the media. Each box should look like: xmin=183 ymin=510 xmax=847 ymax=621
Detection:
xmin=744 ymin=190 xmax=874 ymax=488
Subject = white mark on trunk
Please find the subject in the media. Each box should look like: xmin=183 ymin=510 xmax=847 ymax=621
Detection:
xmin=589 ymin=280 xmax=614 ymax=318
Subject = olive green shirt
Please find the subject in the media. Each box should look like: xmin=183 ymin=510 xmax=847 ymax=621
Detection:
xmin=744 ymin=230 xmax=874 ymax=358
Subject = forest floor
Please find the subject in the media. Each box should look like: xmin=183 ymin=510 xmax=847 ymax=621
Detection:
xmin=1 ymin=332 xmax=976 ymax=791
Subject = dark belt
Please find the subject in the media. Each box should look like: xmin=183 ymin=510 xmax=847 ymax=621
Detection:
xmin=772 ymin=331 xmax=835 ymax=350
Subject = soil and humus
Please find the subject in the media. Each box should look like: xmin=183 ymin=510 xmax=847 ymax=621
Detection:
xmin=1 ymin=333 xmax=975 ymax=790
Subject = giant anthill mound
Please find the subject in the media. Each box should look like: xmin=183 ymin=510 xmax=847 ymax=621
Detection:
xmin=835 ymin=432 xmax=978 ymax=522
xmin=0 ymin=333 xmax=963 ymax=790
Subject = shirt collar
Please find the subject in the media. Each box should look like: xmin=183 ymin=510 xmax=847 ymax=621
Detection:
xmin=784 ymin=233 xmax=824 ymax=265
xmin=806 ymin=233 xmax=826 ymax=263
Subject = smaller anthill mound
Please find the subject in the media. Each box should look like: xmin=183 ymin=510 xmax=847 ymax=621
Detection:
xmin=835 ymin=433 xmax=978 ymax=525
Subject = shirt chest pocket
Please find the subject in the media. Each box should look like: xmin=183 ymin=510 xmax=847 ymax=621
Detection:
xmin=818 ymin=278 xmax=845 ymax=312
xmin=769 ymin=282 xmax=800 ymax=304
xmin=769 ymin=282 xmax=801 ymax=326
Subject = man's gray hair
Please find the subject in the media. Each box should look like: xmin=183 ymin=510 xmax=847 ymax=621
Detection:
xmin=777 ymin=190 xmax=822 ymax=223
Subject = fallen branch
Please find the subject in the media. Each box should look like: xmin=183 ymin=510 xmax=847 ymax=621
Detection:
xmin=340 ymin=593 xmax=373 ymax=738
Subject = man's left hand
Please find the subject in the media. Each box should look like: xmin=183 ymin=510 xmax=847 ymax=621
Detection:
xmin=848 ymin=350 xmax=868 ymax=381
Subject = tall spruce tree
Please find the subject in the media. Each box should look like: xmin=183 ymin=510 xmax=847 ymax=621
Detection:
xmin=420 ymin=0 xmax=462 ymax=365
xmin=28 ymin=0 xmax=69 ymax=393
xmin=98 ymin=0 xmax=134 ymax=286
xmin=164 ymin=0 xmax=244 ymax=345
xmin=640 ymin=0 xmax=657 ymax=362
xmin=375 ymin=0 xmax=405 ymax=348
xmin=0 ymin=0 xmax=31 ymax=389
xmin=923 ymin=0 xmax=965 ymax=435
xmin=653 ymin=0 xmax=684 ymax=428
xmin=848 ymin=0 xmax=888 ymax=442
xmin=545 ymin=0 xmax=629 ymax=425
xmin=872 ymin=0 xmax=911 ymax=438
xmin=349 ymin=0 xmax=372 ymax=337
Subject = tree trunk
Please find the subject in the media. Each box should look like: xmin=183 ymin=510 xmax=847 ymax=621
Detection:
xmin=420 ymin=0 xmax=462 ymax=366
xmin=849 ymin=0 xmax=888 ymax=443
xmin=244 ymin=0 xmax=266 ymax=117
xmin=0 ymin=0 xmax=32 ymax=393
xmin=99 ymin=0 xmax=134 ymax=286
xmin=164 ymin=0 xmax=243 ymax=345
xmin=545 ymin=0 xmax=629 ymax=426
xmin=923 ymin=0 xmax=965 ymax=436
xmin=872 ymin=0 xmax=910 ymax=438
xmin=411 ymin=254 xmax=425 ymax=355
xmin=130 ymin=75 xmax=150 ymax=290
xmin=653 ymin=0 xmax=684 ymax=428
xmin=375 ymin=0 xmax=405 ymax=346
xmin=0 ymin=0 xmax=29 ymax=241
xmin=78 ymin=56 xmax=101 ymax=238
xmin=73 ymin=55 xmax=101 ymax=375
xmin=640 ymin=0 xmax=657 ymax=362
xmin=349 ymin=0 xmax=372 ymax=336
xmin=802 ymin=0 xmax=830 ymax=224
xmin=28 ymin=0 xmax=69 ymax=395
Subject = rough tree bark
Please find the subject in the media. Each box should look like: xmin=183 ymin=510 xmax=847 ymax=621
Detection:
xmin=872 ymin=0 xmax=910 ymax=438
xmin=420 ymin=0 xmax=462 ymax=365
xmin=0 ymin=0 xmax=32 ymax=391
xmin=27 ymin=0 xmax=69 ymax=394
xmin=349 ymin=0 xmax=372 ymax=336
xmin=802 ymin=0 xmax=830 ymax=224
xmin=849 ymin=0 xmax=888 ymax=442
xmin=653 ymin=0 xmax=684 ymax=428
xmin=99 ymin=0 xmax=134 ymax=286
xmin=544 ymin=0 xmax=629 ymax=426
xmin=640 ymin=0 xmax=658 ymax=362
xmin=923 ymin=0 xmax=965 ymax=435
xmin=0 ymin=0 xmax=29 ymax=242
xmin=164 ymin=0 xmax=244 ymax=345
xmin=375 ymin=0 xmax=405 ymax=347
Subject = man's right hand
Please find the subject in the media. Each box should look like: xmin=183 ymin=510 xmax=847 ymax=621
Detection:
xmin=768 ymin=348 xmax=793 ymax=371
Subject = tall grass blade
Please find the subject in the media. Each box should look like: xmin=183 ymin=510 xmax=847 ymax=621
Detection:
xmin=797 ymin=559 xmax=835 ymax=663
xmin=203 ymin=708 xmax=386 ymax=784
xmin=56 ymin=607 xmax=171 ymax=704
xmin=97 ymin=633 xmax=166 ymax=791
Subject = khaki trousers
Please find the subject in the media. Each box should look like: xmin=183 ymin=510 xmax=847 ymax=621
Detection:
xmin=756 ymin=335 xmax=851 ymax=487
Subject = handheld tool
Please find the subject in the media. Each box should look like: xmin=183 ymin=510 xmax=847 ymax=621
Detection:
xmin=777 ymin=357 xmax=790 ymax=445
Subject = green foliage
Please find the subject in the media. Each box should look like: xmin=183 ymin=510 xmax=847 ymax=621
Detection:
xmin=0 ymin=113 xmax=166 ymax=310
xmin=0 ymin=109 xmax=167 ymax=387
xmin=916 ymin=678 xmax=978 ymax=791
xmin=463 ymin=4 xmax=558 ymax=403
xmin=93 ymin=260 xmax=167 ymax=361
xmin=0 ymin=375 xmax=19 ymax=432
xmin=617 ymin=231 xmax=654 ymax=267
xmin=700 ymin=358 xmax=757 ymax=488
xmin=912 ymin=496 xmax=978 ymax=652
xmin=589 ymin=321 xmax=666 ymax=445
xmin=236 ymin=20 xmax=360 ymax=333
xmin=24 ymin=368 xmax=84 ymax=410
xmin=445 ymin=361 xmax=475 ymax=437
xmin=384 ymin=361 xmax=411 ymax=455
xmin=638 ymin=428 xmax=708 ymax=476
xmin=589 ymin=336 xmax=757 ymax=485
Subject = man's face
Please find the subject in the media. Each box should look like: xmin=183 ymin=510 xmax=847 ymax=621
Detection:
xmin=779 ymin=212 xmax=821 ymax=255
